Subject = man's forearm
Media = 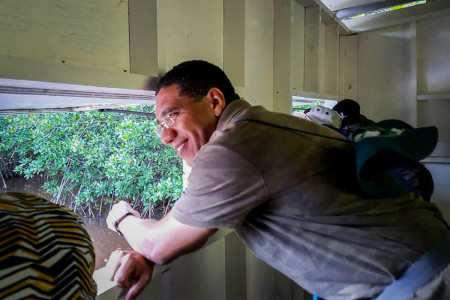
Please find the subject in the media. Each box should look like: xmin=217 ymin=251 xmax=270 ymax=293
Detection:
xmin=116 ymin=211 xmax=217 ymax=265
xmin=117 ymin=215 xmax=160 ymax=262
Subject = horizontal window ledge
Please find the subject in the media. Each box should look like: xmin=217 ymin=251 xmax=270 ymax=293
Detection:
xmin=0 ymin=78 xmax=156 ymax=114
xmin=417 ymin=94 xmax=450 ymax=101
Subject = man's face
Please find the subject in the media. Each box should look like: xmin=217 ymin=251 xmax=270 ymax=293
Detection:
xmin=155 ymin=84 xmax=220 ymax=165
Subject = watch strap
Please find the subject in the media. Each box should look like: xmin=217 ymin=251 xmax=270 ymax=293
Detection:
xmin=113 ymin=211 xmax=134 ymax=236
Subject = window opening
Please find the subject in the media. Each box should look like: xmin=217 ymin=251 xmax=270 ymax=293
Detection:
xmin=292 ymin=96 xmax=337 ymax=114
xmin=0 ymin=106 xmax=182 ymax=269
xmin=339 ymin=1 xmax=427 ymax=20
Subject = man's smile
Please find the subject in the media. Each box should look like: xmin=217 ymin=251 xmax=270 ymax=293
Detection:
xmin=174 ymin=141 xmax=187 ymax=154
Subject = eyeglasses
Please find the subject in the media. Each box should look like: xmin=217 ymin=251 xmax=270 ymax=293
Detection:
xmin=154 ymin=94 xmax=205 ymax=138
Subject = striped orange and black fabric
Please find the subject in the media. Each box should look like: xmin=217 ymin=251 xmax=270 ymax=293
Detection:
xmin=0 ymin=192 xmax=97 ymax=299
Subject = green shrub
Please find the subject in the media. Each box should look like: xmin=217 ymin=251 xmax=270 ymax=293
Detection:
xmin=0 ymin=106 xmax=183 ymax=216
xmin=292 ymin=100 xmax=323 ymax=113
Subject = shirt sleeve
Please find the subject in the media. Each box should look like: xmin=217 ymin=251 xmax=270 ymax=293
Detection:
xmin=171 ymin=144 xmax=269 ymax=229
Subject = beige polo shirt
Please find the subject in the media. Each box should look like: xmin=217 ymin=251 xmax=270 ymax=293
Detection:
xmin=172 ymin=100 xmax=449 ymax=299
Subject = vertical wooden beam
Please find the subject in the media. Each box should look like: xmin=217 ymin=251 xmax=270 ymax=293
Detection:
xmin=318 ymin=17 xmax=326 ymax=95
xmin=225 ymin=232 xmax=247 ymax=300
xmin=339 ymin=35 xmax=357 ymax=100
xmin=291 ymin=2 xmax=305 ymax=94
xmin=338 ymin=36 xmax=345 ymax=101
xmin=129 ymin=0 xmax=158 ymax=76
xmin=304 ymin=6 xmax=320 ymax=93
xmin=324 ymin=23 xmax=339 ymax=97
xmin=224 ymin=0 xmax=245 ymax=88
xmin=274 ymin=270 xmax=293 ymax=300
xmin=244 ymin=0 xmax=274 ymax=108
xmin=347 ymin=35 xmax=358 ymax=100
xmin=246 ymin=249 xmax=275 ymax=300
xmin=410 ymin=21 xmax=418 ymax=127
xmin=292 ymin=280 xmax=313 ymax=300
xmin=273 ymin=0 xmax=293 ymax=114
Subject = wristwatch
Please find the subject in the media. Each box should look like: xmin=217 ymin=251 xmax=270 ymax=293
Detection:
xmin=113 ymin=210 xmax=134 ymax=236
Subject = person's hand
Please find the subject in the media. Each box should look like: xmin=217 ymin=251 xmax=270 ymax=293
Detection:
xmin=106 ymin=201 xmax=140 ymax=232
xmin=106 ymin=250 xmax=154 ymax=300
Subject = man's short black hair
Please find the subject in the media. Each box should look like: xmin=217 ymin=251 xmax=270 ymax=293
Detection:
xmin=156 ymin=60 xmax=240 ymax=106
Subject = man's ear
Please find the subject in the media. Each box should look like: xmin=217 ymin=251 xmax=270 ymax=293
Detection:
xmin=206 ymin=88 xmax=226 ymax=117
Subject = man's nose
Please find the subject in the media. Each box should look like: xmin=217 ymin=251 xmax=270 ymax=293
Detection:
xmin=160 ymin=127 xmax=175 ymax=145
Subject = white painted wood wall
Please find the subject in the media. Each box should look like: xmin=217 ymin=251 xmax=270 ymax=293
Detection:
xmin=95 ymin=231 xmax=311 ymax=300
xmin=0 ymin=0 xmax=356 ymax=113
xmin=1 ymin=1 xmax=449 ymax=299
xmin=357 ymin=15 xmax=450 ymax=222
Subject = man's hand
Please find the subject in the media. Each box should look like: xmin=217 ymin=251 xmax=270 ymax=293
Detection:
xmin=106 ymin=201 xmax=140 ymax=232
xmin=106 ymin=250 xmax=154 ymax=300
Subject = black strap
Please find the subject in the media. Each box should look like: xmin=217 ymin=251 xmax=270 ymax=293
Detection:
xmin=235 ymin=118 xmax=356 ymax=144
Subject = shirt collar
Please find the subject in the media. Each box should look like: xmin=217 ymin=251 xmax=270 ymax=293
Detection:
xmin=216 ymin=99 xmax=252 ymax=131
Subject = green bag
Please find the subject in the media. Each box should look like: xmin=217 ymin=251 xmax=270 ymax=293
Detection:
xmin=355 ymin=119 xmax=438 ymax=198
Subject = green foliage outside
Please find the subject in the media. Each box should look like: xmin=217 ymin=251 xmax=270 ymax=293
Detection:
xmin=292 ymin=100 xmax=323 ymax=114
xmin=0 ymin=107 xmax=183 ymax=217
